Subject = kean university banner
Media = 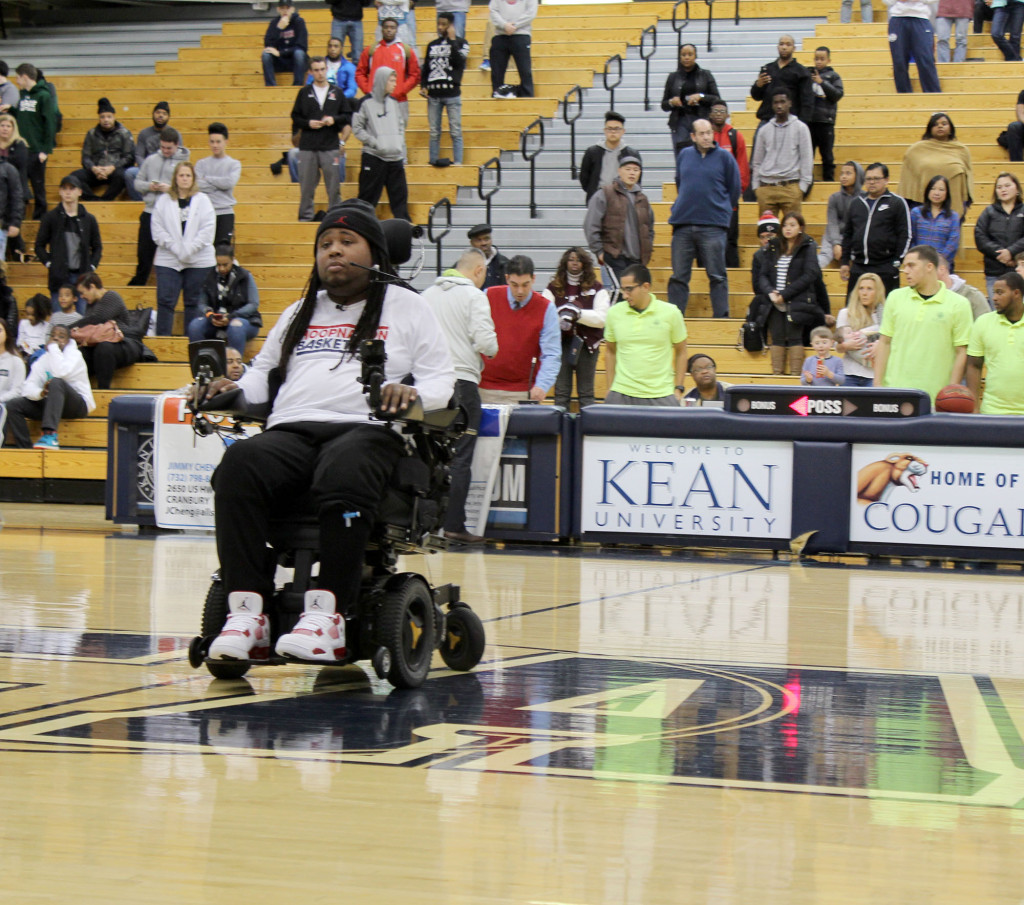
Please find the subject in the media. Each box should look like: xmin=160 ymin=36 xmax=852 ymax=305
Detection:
xmin=579 ymin=436 xmax=794 ymax=540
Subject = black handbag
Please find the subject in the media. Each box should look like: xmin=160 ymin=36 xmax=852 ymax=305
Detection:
xmin=123 ymin=306 xmax=154 ymax=339
xmin=741 ymin=320 xmax=764 ymax=352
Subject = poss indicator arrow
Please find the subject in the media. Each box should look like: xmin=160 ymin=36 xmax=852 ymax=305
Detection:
xmin=724 ymin=386 xmax=931 ymax=417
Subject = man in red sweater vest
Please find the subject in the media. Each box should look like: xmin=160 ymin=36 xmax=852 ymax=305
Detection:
xmin=479 ymin=254 xmax=562 ymax=403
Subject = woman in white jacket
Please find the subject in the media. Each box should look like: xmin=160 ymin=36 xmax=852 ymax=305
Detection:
xmin=3 ymin=324 xmax=95 ymax=449
xmin=0 ymin=319 xmax=26 ymax=439
xmin=151 ymin=161 xmax=216 ymax=335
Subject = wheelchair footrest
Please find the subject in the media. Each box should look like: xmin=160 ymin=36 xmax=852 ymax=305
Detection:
xmin=202 ymin=653 xmax=356 ymax=668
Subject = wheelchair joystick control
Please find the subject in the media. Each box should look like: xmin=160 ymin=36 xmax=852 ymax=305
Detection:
xmin=359 ymin=339 xmax=387 ymax=412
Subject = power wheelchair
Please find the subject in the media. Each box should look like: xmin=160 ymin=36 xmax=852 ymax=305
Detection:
xmin=185 ymin=337 xmax=486 ymax=689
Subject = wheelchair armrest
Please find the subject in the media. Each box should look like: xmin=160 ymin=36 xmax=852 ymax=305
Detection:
xmin=374 ymin=398 xmax=462 ymax=432
xmin=197 ymin=388 xmax=271 ymax=425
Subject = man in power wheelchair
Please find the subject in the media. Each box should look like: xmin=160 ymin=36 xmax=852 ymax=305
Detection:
xmin=187 ymin=201 xmax=485 ymax=687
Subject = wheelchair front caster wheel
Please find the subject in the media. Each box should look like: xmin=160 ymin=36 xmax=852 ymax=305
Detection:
xmin=372 ymin=646 xmax=392 ymax=680
xmin=205 ymin=659 xmax=252 ymax=681
xmin=188 ymin=636 xmax=206 ymax=669
xmin=440 ymin=605 xmax=485 ymax=672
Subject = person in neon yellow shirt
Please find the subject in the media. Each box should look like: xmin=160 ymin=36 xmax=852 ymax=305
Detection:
xmin=873 ymin=244 xmax=972 ymax=403
xmin=966 ymin=271 xmax=1024 ymax=413
xmin=603 ymin=263 xmax=688 ymax=405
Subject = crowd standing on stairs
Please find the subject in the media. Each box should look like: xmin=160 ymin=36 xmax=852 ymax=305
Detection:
xmin=2 ymin=3 xmax=1024 ymax=456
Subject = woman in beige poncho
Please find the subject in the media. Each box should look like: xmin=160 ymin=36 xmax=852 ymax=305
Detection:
xmin=898 ymin=112 xmax=973 ymax=215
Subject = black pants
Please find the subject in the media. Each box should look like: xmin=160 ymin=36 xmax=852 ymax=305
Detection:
xmin=444 ymin=379 xmax=481 ymax=534
xmin=80 ymin=338 xmax=143 ymax=390
xmin=357 ymin=153 xmax=409 ymax=221
xmin=132 ymin=211 xmax=155 ymax=284
xmin=1008 ymin=121 xmax=1024 ymax=162
xmin=4 ymin=378 xmax=88 ymax=447
xmin=808 ymin=122 xmax=835 ymax=181
xmin=490 ymin=34 xmax=534 ymax=97
xmin=212 ymin=422 xmax=406 ymax=608
xmin=70 ymin=167 xmax=127 ymax=201
xmin=851 ymin=262 xmax=900 ymax=296
xmin=214 ymin=213 xmax=235 ymax=248
xmin=26 ymin=154 xmax=47 ymax=217
xmin=726 ymin=206 xmax=740 ymax=268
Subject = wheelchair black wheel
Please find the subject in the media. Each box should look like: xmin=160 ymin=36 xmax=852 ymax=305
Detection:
xmin=201 ymin=577 xmax=228 ymax=639
xmin=439 ymin=605 xmax=485 ymax=672
xmin=380 ymin=575 xmax=436 ymax=689
xmin=205 ymin=659 xmax=251 ymax=681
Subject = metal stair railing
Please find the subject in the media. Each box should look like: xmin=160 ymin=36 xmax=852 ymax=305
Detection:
xmin=477 ymin=156 xmax=502 ymax=224
xmin=602 ymin=54 xmax=623 ymax=112
xmin=427 ymin=197 xmax=452 ymax=276
xmin=562 ymin=85 xmax=584 ymax=179
xmin=520 ymin=118 xmax=545 ymax=218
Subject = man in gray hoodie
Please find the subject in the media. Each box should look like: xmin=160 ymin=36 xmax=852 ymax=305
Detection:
xmin=128 ymin=127 xmax=189 ymax=285
xmin=352 ymin=66 xmax=409 ymax=220
xmin=195 ymin=122 xmax=241 ymax=247
xmin=421 ymin=247 xmax=498 ymax=544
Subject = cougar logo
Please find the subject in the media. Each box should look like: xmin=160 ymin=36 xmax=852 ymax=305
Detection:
xmin=856 ymin=454 xmax=929 ymax=504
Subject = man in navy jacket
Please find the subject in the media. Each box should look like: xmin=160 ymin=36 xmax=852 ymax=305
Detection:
xmin=667 ymin=118 xmax=740 ymax=317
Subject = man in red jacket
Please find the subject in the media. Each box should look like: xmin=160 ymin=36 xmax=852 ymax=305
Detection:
xmin=709 ymin=101 xmax=749 ymax=268
xmin=356 ymin=17 xmax=420 ymax=126
xmin=479 ymin=254 xmax=561 ymax=404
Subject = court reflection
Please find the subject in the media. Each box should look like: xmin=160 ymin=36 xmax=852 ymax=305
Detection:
xmin=848 ymin=572 xmax=1024 ymax=676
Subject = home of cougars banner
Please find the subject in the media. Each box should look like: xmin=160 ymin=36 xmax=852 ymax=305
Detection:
xmin=849 ymin=444 xmax=1024 ymax=549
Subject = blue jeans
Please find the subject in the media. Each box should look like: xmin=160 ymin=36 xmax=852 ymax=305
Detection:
xmin=427 ymin=96 xmax=463 ymax=164
xmin=124 ymin=165 xmax=143 ymax=201
xmin=331 ymin=19 xmax=363 ymax=61
xmin=156 ymin=265 xmax=215 ymax=335
xmin=936 ymin=16 xmax=970 ymax=61
xmin=187 ymin=314 xmax=259 ymax=354
xmin=991 ymin=3 xmax=1024 ymax=59
xmin=668 ymin=224 xmax=729 ymax=317
xmin=262 ymin=48 xmax=309 ymax=86
xmin=844 ymin=373 xmax=873 ymax=387
xmin=449 ymin=10 xmax=467 ymax=37
xmin=888 ymin=16 xmax=941 ymax=92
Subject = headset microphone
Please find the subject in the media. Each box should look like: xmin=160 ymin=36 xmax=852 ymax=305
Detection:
xmin=347 ymin=260 xmax=414 ymax=289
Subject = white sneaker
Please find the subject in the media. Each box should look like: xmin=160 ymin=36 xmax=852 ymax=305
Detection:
xmin=275 ymin=590 xmax=347 ymax=662
xmin=209 ymin=592 xmax=270 ymax=660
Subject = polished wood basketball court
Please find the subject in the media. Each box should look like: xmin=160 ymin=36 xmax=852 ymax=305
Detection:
xmin=1 ymin=503 xmax=1023 ymax=903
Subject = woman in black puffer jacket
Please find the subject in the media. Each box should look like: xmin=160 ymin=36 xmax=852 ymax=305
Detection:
xmin=749 ymin=212 xmax=828 ymax=375
xmin=974 ymin=171 xmax=1024 ymax=304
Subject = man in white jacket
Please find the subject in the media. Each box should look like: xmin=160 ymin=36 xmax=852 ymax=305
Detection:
xmin=3 ymin=324 xmax=95 ymax=449
xmin=421 ymin=247 xmax=498 ymax=543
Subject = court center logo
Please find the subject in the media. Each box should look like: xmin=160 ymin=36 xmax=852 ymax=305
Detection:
xmin=1 ymin=652 xmax=1022 ymax=808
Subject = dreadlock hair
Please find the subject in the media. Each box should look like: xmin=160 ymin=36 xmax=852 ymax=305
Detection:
xmin=276 ymin=241 xmax=398 ymax=381
xmin=549 ymin=246 xmax=598 ymax=294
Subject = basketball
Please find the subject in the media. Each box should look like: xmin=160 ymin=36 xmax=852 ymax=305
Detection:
xmin=935 ymin=384 xmax=975 ymax=413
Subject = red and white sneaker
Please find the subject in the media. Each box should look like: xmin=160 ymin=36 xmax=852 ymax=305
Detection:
xmin=274 ymin=590 xmax=347 ymax=662
xmin=208 ymin=591 xmax=271 ymax=661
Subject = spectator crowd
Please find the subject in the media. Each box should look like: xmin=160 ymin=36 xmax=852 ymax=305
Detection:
xmin=3 ymin=4 xmax=1024 ymax=455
